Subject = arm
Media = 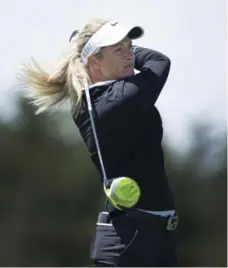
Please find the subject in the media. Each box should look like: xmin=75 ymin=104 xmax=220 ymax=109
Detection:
xmin=133 ymin=45 xmax=171 ymax=80
xmin=113 ymin=46 xmax=171 ymax=107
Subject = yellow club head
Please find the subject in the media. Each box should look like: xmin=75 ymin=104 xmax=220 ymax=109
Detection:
xmin=104 ymin=177 xmax=141 ymax=210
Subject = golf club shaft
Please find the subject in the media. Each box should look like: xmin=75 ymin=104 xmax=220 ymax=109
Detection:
xmin=84 ymin=84 xmax=108 ymax=186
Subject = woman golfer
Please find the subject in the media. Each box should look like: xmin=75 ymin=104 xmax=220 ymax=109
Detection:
xmin=19 ymin=18 xmax=179 ymax=267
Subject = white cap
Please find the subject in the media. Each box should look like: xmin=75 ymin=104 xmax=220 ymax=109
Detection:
xmin=81 ymin=20 xmax=144 ymax=64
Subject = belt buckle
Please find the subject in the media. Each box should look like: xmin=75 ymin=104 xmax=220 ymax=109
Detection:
xmin=166 ymin=215 xmax=179 ymax=231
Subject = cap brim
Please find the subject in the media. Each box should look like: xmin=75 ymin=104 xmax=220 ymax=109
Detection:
xmin=127 ymin=26 xmax=144 ymax=40
xmin=100 ymin=23 xmax=144 ymax=47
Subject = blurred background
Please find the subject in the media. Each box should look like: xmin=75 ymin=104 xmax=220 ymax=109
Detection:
xmin=0 ymin=0 xmax=227 ymax=266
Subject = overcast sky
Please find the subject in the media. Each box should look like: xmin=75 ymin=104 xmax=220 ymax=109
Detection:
xmin=0 ymin=0 xmax=226 ymax=150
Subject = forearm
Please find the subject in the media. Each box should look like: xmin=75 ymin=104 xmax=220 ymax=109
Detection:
xmin=133 ymin=46 xmax=171 ymax=79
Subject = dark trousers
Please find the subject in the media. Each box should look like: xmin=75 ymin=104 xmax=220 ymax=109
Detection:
xmin=90 ymin=210 xmax=179 ymax=267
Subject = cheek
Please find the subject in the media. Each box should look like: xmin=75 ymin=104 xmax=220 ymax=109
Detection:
xmin=116 ymin=59 xmax=126 ymax=72
xmin=103 ymin=58 xmax=120 ymax=75
xmin=102 ymin=64 xmax=114 ymax=78
xmin=101 ymin=55 xmax=130 ymax=79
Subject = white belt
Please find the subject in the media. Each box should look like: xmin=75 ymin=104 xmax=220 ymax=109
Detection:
xmin=137 ymin=209 xmax=176 ymax=217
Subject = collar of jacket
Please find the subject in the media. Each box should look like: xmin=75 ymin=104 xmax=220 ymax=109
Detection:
xmin=84 ymin=69 xmax=140 ymax=90
xmin=83 ymin=69 xmax=140 ymax=98
xmin=88 ymin=80 xmax=116 ymax=89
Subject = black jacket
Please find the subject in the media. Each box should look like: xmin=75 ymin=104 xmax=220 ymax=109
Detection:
xmin=72 ymin=46 xmax=175 ymax=213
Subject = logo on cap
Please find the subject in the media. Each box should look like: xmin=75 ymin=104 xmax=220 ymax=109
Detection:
xmin=110 ymin=21 xmax=118 ymax=26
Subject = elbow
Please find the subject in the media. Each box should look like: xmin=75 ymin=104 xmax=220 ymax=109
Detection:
xmin=163 ymin=56 xmax=171 ymax=78
xmin=158 ymin=56 xmax=171 ymax=88
xmin=164 ymin=55 xmax=171 ymax=71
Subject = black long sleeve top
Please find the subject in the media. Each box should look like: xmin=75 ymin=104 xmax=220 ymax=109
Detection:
xmin=73 ymin=46 xmax=176 ymax=213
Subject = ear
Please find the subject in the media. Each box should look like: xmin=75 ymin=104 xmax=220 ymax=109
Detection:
xmin=88 ymin=55 xmax=101 ymax=70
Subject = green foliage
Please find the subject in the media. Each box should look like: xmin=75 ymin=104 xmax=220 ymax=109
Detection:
xmin=0 ymin=98 xmax=226 ymax=266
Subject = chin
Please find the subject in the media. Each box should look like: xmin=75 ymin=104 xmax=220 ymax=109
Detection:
xmin=124 ymin=69 xmax=134 ymax=78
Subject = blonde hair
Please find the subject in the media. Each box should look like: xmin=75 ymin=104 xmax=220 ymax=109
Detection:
xmin=17 ymin=18 xmax=109 ymax=115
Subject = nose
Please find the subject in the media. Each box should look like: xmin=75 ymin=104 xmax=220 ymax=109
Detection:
xmin=124 ymin=49 xmax=133 ymax=60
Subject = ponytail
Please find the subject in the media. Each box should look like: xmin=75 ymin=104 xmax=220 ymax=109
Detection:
xmin=17 ymin=18 xmax=109 ymax=115
xmin=18 ymin=52 xmax=70 ymax=114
